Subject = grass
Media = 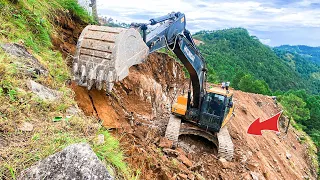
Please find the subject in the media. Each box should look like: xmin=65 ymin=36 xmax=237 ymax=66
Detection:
xmin=0 ymin=54 xmax=133 ymax=178
xmin=0 ymin=0 xmax=75 ymax=88
xmin=0 ymin=0 xmax=131 ymax=179
xmin=59 ymin=0 xmax=94 ymax=23
xmin=94 ymin=130 xmax=127 ymax=173
xmin=277 ymin=101 xmax=319 ymax=176
xmin=287 ymin=117 xmax=319 ymax=175
xmin=0 ymin=118 xmax=94 ymax=179
xmin=93 ymin=129 xmax=140 ymax=179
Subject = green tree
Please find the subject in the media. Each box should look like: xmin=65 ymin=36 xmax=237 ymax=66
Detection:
xmin=231 ymin=71 xmax=245 ymax=89
xmin=310 ymin=129 xmax=320 ymax=147
xmin=237 ymin=74 xmax=271 ymax=95
xmin=252 ymin=80 xmax=271 ymax=95
xmin=280 ymin=93 xmax=310 ymax=122
xmin=206 ymin=66 xmax=219 ymax=83
xmin=238 ymin=74 xmax=254 ymax=92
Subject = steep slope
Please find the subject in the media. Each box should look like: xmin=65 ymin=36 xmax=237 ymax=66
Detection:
xmin=72 ymin=52 xmax=187 ymax=129
xmin=0 ymin=1 xmax=135 ymax=179
xmin=73 ymin=52 xmax=318 ymax=179
xmin=229 ymin=91 xmax=317 ymax=179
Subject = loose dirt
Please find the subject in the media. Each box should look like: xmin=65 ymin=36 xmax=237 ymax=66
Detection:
xmin=72 ymin=52 xmax=317 ymax=179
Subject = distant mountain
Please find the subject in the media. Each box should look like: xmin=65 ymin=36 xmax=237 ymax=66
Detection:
xmin=273 ymin=48 xmax=320 ymax=78
xmin=273 ymin=46 xmax=320 ymax=94
xmin=274 ymin=45 xmax=320 ymax=65
xmin=193 ymin=29 xmax=320 ymax=94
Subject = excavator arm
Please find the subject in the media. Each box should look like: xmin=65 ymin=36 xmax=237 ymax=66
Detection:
xmin=73 ymin=12 xmax=206 ymax=109
xmin=143 ymin=12 xmax=207 ymax=109
xmin=170 ymin=32 xmax=206 ymax=108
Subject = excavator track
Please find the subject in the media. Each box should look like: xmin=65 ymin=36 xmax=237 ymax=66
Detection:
xmin=164 ymin=115 xmax=181 ymax=146
xmin=165 ymin=115 xmax=234 ymax=161
xmin=217 ymin=126 xmax=234 ymax=161
xmin=179 ymin=123 xmax=218 ymax=146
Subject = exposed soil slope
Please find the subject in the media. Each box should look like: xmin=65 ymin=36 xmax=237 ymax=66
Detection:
xmin=215 ymin=90 xmax=316 ymax=179
xmin=73 ymin=52 xmax=317 ymax=179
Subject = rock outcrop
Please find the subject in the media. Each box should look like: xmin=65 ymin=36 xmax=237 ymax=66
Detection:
xmin=19 ymin=143 xmax=113 ymax=180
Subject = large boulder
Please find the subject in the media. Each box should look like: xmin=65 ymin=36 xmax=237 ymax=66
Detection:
xmin=19 ymin=143 xmax=113 ymax=180
xmin=0 ymin=43 xmax=48 ymax=76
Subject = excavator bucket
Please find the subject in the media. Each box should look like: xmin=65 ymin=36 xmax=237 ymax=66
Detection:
xmin=73 ymin=25 xmax=149 ymax=92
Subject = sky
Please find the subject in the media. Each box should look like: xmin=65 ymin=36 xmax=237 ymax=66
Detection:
xmin=96 ymin=0 xmax=320 ymax=47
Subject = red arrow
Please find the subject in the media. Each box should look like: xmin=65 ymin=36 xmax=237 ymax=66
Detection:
xmin=247 ymin=111 xmax=282 ymax=135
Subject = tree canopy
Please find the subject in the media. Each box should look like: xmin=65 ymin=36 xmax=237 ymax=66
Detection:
xmin=193 ymin=28 xmax=320 ymax=94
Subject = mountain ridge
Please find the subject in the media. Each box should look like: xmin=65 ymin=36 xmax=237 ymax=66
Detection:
xmin=274 ymin=45 xmax=320 ymax=65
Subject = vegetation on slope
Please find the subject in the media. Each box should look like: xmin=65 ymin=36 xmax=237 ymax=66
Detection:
xmin=193 ymin=28 xmax=320 ymax=95
xmin=274 ymin=48 xmax=320 ymax=94
xmin=0 ymin=0 xmax=133 ymax=179
xmin=193 ymin=28 xmax=319 ymax=175
xmin=275 ymin=90 xmax=320 ymax=174
xmin=275 ymin=45 xmax=320 ymax=65
xmin=193 ymin=28 xmax=306 ymax=94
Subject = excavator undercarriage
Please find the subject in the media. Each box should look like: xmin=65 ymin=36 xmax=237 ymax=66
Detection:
xmin=72 ymin=12 xmax=235 ymax=161
xmin=165 ymin=113 xmax=234 ymax=160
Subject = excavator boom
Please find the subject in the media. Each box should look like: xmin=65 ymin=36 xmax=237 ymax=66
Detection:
xmin=73 ymin=12 xmax=206 ymax=108
xmin=72 ymin=12 xmax=234 ymax=161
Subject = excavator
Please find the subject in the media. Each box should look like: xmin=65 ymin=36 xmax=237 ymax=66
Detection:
xmin=73 ymin=12 xmax=235 ymax=160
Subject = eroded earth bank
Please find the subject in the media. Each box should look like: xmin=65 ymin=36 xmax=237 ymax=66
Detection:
xmin=73 ymin=52 xmax=317 ymax=180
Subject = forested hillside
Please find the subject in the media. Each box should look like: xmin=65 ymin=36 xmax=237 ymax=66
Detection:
xmin=193 ymin=29 xmax=306 ymax=94
xmin=275 ymin=45 xmax=320 ymax=65
xmin=193 ymin=28 xmax=320 ymax=175
xmin=273 ymin=48 xmax=320 ymax=94
xmin=193 ymin=29 xmax=320 ymax=94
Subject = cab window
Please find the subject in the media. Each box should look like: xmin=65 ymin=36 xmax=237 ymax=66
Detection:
xmin=202 ymin=93 xmax=225 ymax=116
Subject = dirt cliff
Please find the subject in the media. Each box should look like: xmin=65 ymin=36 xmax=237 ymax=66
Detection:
xmin=72 ymin=52 xmax=317 ymax=179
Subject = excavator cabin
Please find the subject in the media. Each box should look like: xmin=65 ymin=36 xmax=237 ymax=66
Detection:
xmin=172 ymin=85 xmax=235 ymax=132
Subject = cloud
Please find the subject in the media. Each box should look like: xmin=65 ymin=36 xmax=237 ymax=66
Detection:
xmin=96 ymin=0 xmax=320 ymax=46
xmin=259 ymin=38 xmax=271 ymax=45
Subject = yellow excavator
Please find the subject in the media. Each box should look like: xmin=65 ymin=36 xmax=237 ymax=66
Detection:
xmin=73 ymin=12 xmax=235 ymax=160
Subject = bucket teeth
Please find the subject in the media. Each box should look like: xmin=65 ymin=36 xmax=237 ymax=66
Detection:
xmin=96 ymin=81 xmax=103 ymax=90
xmin=73 ymin=25 xmax=149 ymax=92
xmin=73 ymin=62 xmax=78 ymax=75
xmin=106 ymin=82 xmax=114 ymax=93
xmin=88 ymin=68 xmax=95 ymax=79
xmin=86 ymin=68 xmax=96 ymax=90
xmin=87 ymin=79 xmax=94 ymax=90
xmin=80 ymin=65 xmax=86 ymax=83
xmin=96 ymin=70 xmax=104 ymax=90
xmin=106 ymin=71 xmax=114 ymax=93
